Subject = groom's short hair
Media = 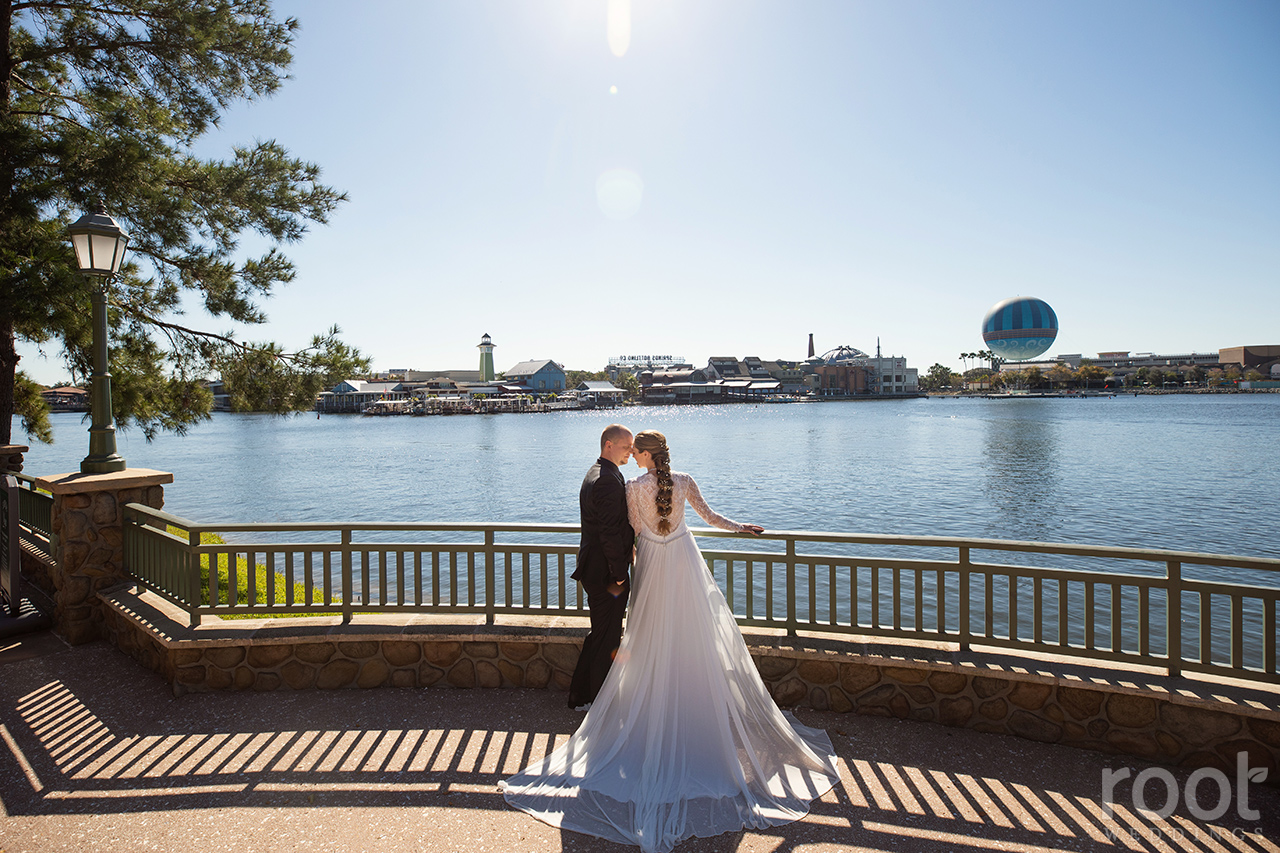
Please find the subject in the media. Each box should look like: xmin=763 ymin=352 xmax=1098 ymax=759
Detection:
xmin=600 ymin=423 xmax=630 ymax=451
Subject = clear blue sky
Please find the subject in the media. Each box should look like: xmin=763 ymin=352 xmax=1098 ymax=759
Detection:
xmin=20 ymin=0 xmax=1280 ymax=383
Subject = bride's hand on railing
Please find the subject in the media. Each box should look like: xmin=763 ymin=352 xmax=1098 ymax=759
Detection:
xmin=741 ymin=524 xmax=764 ymax=536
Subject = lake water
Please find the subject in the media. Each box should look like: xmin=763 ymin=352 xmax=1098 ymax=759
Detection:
xmin=14 ymin=394 xmax=1279 ymax=565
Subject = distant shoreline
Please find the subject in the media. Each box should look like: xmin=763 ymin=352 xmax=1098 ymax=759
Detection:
xmin=926 ymin=387 xmax=1277 ymax=398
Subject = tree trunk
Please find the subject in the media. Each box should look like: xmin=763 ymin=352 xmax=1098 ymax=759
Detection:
xmin=0 ymin=317 xmax=16 ymax=445
xmin=2 ymin=0 xmax=14 ymax=443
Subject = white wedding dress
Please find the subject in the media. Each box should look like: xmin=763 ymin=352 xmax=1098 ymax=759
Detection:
xmin=501 ymin=471 xmax=840 ymax=852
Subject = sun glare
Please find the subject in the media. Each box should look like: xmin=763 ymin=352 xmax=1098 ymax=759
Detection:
xmin=607 ymin=0 xmax=631 ymax=57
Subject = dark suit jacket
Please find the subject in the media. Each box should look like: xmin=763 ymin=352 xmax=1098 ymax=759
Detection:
xmin=571 ymin=457 xmax=634 ymax=587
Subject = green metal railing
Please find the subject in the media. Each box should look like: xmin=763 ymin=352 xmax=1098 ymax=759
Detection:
xmin=121 ymin=503 xmax=1280 ymax=685
xmin=13 ymin=473 xmax=53 ymax=557
xmin=3 ymin=473 xmax=54 ymax=616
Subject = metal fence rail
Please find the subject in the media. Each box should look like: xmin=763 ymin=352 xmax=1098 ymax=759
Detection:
xmin=13 ymin=473 xmax=53 ymax=556
xmin=3 ymin=474 xmax=55 ymax=617
xmin=121 ymin=504 xmax=1280 ymax=686
xmin=2 ymin=476 xmax=19 ymax=615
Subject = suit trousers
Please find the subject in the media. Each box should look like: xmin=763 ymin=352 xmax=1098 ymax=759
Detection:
xmin=567 ymin=581 xmax=630 ymax=708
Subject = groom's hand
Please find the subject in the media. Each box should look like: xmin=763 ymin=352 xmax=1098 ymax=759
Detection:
xmin=607 ymin=580 xmax=627 ymax=597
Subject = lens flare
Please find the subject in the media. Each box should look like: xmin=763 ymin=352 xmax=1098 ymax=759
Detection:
xmin=607 ymin=0 xmax=631 ymax=57
xmin=596 ymin=169 xmax=644 ymax=219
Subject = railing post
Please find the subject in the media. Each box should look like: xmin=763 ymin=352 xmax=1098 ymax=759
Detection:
xmin=959 ymin=546 xmax=971 ymax=652
xmin=188 ymin=526 xmax=201 ymax=629
xmin=786 ymin=537 xmax=797 ymax=637
xmin=1167 ymin=560 xmax=1182 ymax=677
xmin=342 ymin=528 xmax=354 ymax=624
xmin=2 ymin=475 xmax=19 ymax=617
xmin=484 ymin=528 xmax=495 ymax=625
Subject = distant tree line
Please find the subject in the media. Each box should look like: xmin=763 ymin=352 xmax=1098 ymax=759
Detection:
xmin=919 ymin=360 xmax=1263 ymax=393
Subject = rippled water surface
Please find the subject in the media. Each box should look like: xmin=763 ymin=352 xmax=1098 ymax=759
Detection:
xmin=15 ymin=394 xmax=1279 ymax=561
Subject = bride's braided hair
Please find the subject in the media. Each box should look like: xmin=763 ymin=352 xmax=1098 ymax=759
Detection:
xmin=634 ymin=430 xmax=674 ymax=534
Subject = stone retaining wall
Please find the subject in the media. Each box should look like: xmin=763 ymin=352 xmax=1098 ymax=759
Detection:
xmin=1 ymin=444 xmax=27 ymax=475
xmin=38 ymin=469 xmax=171 ymax=644
xmin=99 ymin=587 xmax=1280 ymax=784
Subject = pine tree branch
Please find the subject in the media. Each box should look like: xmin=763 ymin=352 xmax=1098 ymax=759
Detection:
xmin=13 ymin=1 xmax=167 ymax=22
xmin=120 ymin=308 xmax=330 ymax=366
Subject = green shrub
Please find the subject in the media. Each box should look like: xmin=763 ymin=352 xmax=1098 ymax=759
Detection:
xmin=168 ymin=526 xmax=328 ymax=616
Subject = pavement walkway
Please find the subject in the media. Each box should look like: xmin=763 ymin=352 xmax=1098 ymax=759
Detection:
xmin=1 ymin=631 xmax=1277 ymax=853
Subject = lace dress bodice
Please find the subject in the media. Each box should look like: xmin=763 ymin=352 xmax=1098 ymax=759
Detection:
xmin=626 ymin=471 xmax=747 ymax=536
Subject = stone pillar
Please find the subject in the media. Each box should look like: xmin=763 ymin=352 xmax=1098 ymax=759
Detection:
xmin=0 ymin=445 xmax=28 ymax=475
xmin=35 ymin=468 xmax=173 ymax=644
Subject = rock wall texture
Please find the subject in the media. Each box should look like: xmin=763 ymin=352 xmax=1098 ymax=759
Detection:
xmin=99 ymin=596 xmax=1279 ymax=785
xmin=52 ymin=482 xmax=165 ymax=644
xmin=0 ymin=445 xmax=27 ymax=475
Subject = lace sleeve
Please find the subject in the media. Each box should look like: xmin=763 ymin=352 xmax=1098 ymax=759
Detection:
xmin=625 ymin=479 xmax=643 ymax=535
xmin=681 ymin=474 xmax=746 ymax=532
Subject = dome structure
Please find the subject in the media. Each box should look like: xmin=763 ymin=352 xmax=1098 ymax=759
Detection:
xmin=816 ymin=345 xmax=870 ymax=365
xmin=981 ymin=297 xmax=1058 ymax=361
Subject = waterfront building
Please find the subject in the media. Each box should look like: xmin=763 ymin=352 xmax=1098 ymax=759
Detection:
xmin=639 ymin=368 xmax=722 ymax=405
xmin=873 ymin=356 xmax=919 ymax=395
xmin=317 ymin=379 xmax=410 ymax=413
xmin=402 ymin=369 xmax=483 ymax=383
xmin=39 ymin=385 xmax=89 ymax=412
xmin=605 ymin=355 xmax=691 ymax=382
xmin=809 ymin=344 xmax=920 ymax=396
xmin=813 ymin=363 xmax=870 ymax=396
xmin=202 ymin=380 xmax=231 ymax=411
xmin=759 ymin=358 xmax=807 ymax=392
xmin=703 ymin=357 xmax=782 ymax=400
xmin=1000 ymin=345 xmax=1280 ymax=382
xmin=1219 ymin=345 xmax=1280 ymax=374
xmin=504 ymin=359 xmax=566 ymax=395
xmin=1040 ymin=351 xmax=1222 ymax=372
xmin=704 ymin=356 xmax=747 ymax=380
xmin=575 ymin=381 xmax=626 ymax=406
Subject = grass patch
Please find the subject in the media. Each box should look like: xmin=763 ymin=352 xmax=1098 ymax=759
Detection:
xmin=168 ymin=526 xmax=332 ymax=618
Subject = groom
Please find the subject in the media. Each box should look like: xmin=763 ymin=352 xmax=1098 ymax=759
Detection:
xmin=568 ymin=423 xmax=635 ymax=710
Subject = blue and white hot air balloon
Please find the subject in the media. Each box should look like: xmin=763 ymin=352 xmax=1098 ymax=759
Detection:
xmin=982 ymin=297 xmax=1059 ymax=361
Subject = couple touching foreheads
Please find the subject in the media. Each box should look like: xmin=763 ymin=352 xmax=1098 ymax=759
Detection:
xmin=502 ymin=425 xmax=840 ymax=853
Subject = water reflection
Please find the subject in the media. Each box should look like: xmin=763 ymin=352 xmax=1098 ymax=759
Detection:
xmin=980 ymin=408 xmax=1060 ymax=543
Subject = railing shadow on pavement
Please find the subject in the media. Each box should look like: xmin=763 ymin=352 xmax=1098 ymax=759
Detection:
xmin=1 ymin=643 xmax=1276 ymax=853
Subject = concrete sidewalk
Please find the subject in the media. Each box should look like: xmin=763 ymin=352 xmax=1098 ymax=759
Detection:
xmin=1 ymin=632 xmax=1276 ymax=853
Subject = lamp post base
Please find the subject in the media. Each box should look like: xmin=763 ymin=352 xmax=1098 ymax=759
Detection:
xmin=82 ymin=426 xmax=126 ymax=473
xmin=81 ymin=454 xmax=127 ymax=474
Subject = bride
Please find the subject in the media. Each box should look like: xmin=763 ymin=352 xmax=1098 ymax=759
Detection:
xmin=501 ymin=430 xmax=840 ymax=852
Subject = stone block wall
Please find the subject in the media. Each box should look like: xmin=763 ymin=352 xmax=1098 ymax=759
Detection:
xmin=39 ymin=469 xmax=171 ymax=644
xmin=19 ymin=540 xmax=55 ymax=598
xmin=98 ymin=590 xmax=1279 ymax=786
xmin=100 ymin=610 xmax=587 ymax=696
xmin=754 ymin=653 xmax=1280 ymax=781
xmin=1 ymin=444 xmax=27 ymax=475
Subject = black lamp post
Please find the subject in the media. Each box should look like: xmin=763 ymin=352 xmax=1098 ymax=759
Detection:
xmin=67 ymin=204 xmax=129 ymax=474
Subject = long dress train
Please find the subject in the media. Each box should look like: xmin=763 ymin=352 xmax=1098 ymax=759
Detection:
xmin=501 ymin=471 xmax=840 ymax=852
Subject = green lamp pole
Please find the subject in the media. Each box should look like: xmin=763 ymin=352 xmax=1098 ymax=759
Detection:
xmin=67 ymin=204 xmax=130 ymax=474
